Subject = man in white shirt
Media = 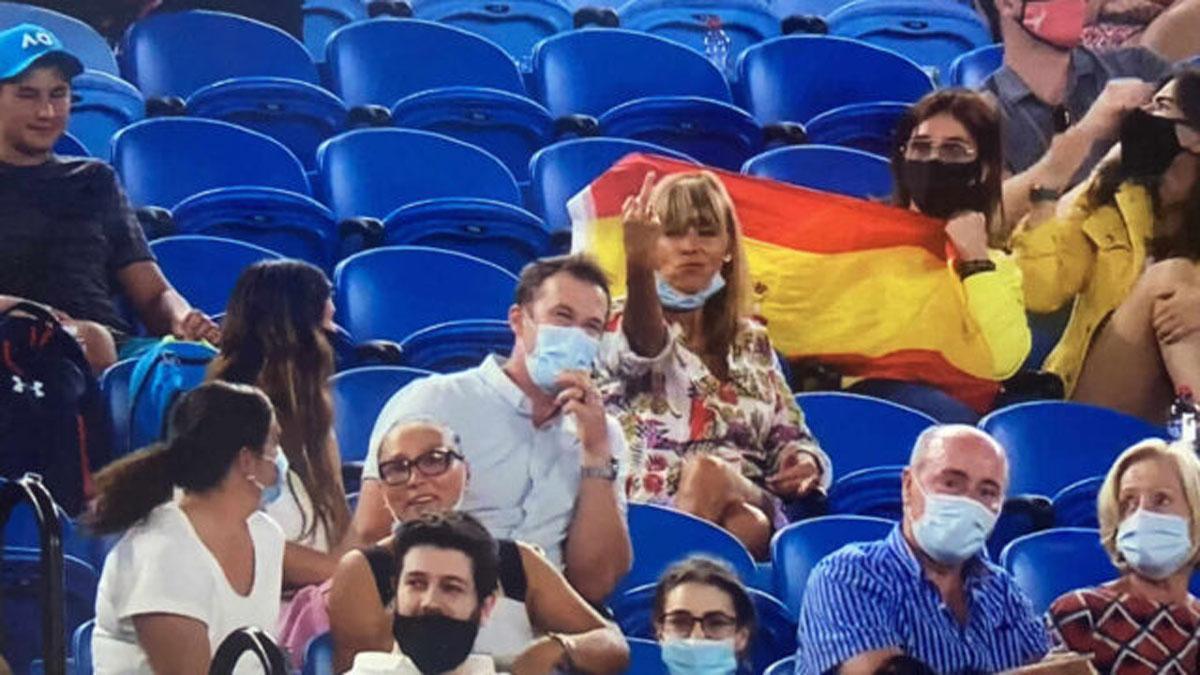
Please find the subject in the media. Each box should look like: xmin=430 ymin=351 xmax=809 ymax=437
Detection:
xmin=349 ymin=255 xmax=632 ymax=603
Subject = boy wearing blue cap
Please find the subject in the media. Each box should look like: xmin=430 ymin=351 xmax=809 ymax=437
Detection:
xmin=0 ymin=24 xmax=219 ymax=372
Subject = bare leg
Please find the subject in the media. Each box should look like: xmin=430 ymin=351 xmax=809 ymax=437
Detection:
xmin=674 ymin=454 xmax=772 ymax=559
xmin=69 ymin=320 xmax=117 ymax=376
xmin=1072 ymin=260 xmax=1200 ymax=424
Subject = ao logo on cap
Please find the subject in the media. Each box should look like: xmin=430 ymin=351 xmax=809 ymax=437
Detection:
xmin=21 ymin=31 xmax=54 ymax=50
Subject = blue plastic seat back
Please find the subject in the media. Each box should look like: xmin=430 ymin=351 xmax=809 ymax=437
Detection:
xmin=979 ymin=401 xmax=1167 ymax=498
xmin=766 ymin=657 xmax=798 ymax=675
xmin=382 ymin=199 xmax=550 ymax=275
xmin=119 ymin=10 xmax=319 ymax=98
xmin=1052 ymin=477 xmax=1103 ymax=529
xmin=302 ymin=631 xmax=334 ymax=675
xmin=326 ymin=19 xmax=526 ymax=108
xmin=627 ymin=638 xmax=669 ymax=675
xmin=112 ymin=118 xmax=311 ymax=209
xmin=0 ymin=548 xmax=99 ymax=674
xmin=302 ymin=0 xmax=367 ymax=62
xmin=399 ymin=319 xmax=516 ymax=373
xmin=770 ymin=515 xmax=893 ymax=616
xmin=793 ymin=392 xmax=935 ymax=476
xmin=330 ymin=366 xmax=435 ymax=464
xmin=617 ymin=503 xmax=757 ymax=597
xmin=803 ymin=101 xmax=908 ymax=158
xmin=333 ymin=246 xmax=519 ymax=343
xmin=391 ymin=87 xmax=554 ymax=185
xmin=100 ymin=358 xmax=138 ymax=461
xmin=410 ymin=0 xmax=573 ymax=68
xmin=3 ymin=503 xmax=111 ymax=571
xmin=69 ymin=71 xmax=144 ymax=161
xmin=54 ymin=132 xmax=88 ymax=157
xmin=949 ymin=43 xmax=1003 ymax=87
xmin=187 ymin=77 xmax=348 ymax=170
xmin=0 ymin=3 xmax=118 ymax=75
xmin=736 ymin=35 xmax=933 ymax=124
xmin=598 ymin=96 xmax=764 ymax=172
xmin=317 ymin=128 xmax=522 ymax=220
xmin=530 ymin=29 xmax=732 ymax=118
xmin=529 ymin=138 xmax=697 ymax=238
xmin=826 ymin=0 xmax=994 ymax=79
xmin=617 ymin=0 xmax=781 ymax=71
xmin=742 ymin=144 xmax=893 ymax=200
xmin=150 ymin=235 xmax=284 ymax=316
xmin=73 ymin=619 xmax=94 ymax=675
xmin=999 ymin=528 xmax=1114 ymax=614
xmin=827 ymin=465 xmax=905 ymax=519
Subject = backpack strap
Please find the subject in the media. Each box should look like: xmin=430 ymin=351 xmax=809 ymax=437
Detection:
xmin=497 ymin=539 xmax=528 ymax=603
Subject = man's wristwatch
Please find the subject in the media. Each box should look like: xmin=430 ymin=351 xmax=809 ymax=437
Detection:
xmin=1030 ymin=184 xmax=1060 ymax=203
xmin=581 ymin=457 xmax=619 ymax=481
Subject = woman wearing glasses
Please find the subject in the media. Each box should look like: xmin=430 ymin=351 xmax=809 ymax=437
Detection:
xmin=1010 ymin=68 xmax=1200 ymax=424
xmin=653 ymin=557 xmax=755 ymax=675
xmin=327 ymin=418 xmax=629 ymax=674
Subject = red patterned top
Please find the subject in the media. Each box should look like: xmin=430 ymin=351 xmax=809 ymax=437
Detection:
xmin=1048 ymin=583 xmax=1200 ymax=674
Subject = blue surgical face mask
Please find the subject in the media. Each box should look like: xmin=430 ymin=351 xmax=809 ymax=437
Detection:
xmin=524 ymin=321 xmax=600 ymax=393
xmin=1118 ymin=509 xmax=1194 ymax=580
xmin=911 ymin=478 xmax=998 ymax=565
xmin=656 ymin=272 xmax=726 ymax=312
xmin=256 ymin=449 xmax=289 ymax=508
xmin=660 ymin=638 xmax=738 ymax=675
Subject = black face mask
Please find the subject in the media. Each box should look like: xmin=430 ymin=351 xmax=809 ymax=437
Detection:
xmin=899 ymin=158 xmax=987 ymax=220
xmin=393 ymin=613 xmax=480 ymax=674
xmin=1120 ymin=108 xmax=1183 ymax=179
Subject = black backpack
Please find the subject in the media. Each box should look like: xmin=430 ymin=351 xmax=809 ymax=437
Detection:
xmin=0 ymin=303 xmax=111 ymax=515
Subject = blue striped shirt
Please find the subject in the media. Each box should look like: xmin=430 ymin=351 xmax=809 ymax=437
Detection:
xmin=794 ymin=526 xmax=1049 ymax=675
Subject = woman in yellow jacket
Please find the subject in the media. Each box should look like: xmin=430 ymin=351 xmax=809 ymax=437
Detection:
xmin=1011 ymin=68 xmax=1200 ymax=423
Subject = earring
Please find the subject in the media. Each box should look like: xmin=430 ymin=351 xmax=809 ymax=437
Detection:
xmin=723 ymin=254 xmax=733 ymax=263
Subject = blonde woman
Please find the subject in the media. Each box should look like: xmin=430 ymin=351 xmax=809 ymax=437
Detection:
xmin=598 ymin=170 xmax=830 ymax=558
xmin=1048 ymin=439 xmax=1200 ymax=672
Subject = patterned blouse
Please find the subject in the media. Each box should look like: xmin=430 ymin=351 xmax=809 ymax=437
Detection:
xmin=1049 ymin=583 xmax=1200 ymax=674
xmin=597 ymin=303 xmax=830 ymax=508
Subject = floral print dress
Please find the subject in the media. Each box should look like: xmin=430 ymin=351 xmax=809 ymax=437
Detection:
xmin=597 ymin=303 xmax=830 ymax=518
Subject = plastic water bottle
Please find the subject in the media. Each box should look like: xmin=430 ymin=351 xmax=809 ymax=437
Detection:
xmin=703 ymin=16 xmax=731 ymax=75
xmin=1168 ymin=386 xmax=1197 ymax=451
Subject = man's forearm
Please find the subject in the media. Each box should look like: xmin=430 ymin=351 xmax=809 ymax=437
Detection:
xmin=1003 ymin=121 xmax=1104 ymax=231
xmin=562 ymin=626 xmax=630 ymax=674
xmin=564 ymin=478 xmax=632 ymax=603
xmin=1142 ymin=0 xmax=1200 ymax=62
xmin=141 ymin=288 xmax=190 ymax=336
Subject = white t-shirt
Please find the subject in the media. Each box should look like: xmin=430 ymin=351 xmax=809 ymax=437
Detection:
xmin=92 ymin=502 xmax=285 ymax=675
xmin=264 ymin=470 xmax=330 ymax=552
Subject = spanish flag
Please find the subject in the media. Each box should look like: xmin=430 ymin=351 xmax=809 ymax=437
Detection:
xmin=570 ymin=153 xmax=1010 ymax=413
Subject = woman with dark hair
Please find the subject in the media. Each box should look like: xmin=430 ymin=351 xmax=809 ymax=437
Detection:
xmin=89 ymin=381 xmax=286 ymax=674
xmin=208 ymin=259 xmax=350 ymax=587
xmin=652 ymin=557 xmax=756 ymax=674
xmin=852 ymin=88 xmax=1030 ymax=417
xmin=1011 ymin=68 xmax=1200 ymax=423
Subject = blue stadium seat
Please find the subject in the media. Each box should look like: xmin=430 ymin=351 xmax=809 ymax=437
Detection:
xmin=390 ymin=87 xmax=554 ymax=186
xmin=826 ymin=465 xmax=904 ymax=519
xmin=0 ymin=3 xmax=118 ymax=75
xmin=3 ymin=503 xmax=110 ymax=572
xmin=54 ymin=132 xmax=88 ymax=157
xmin=529 ymin=138 xmax=697 ymax=241
xmin=1052 ymin=476 xmax=1103 ymax=529
xmin=72 ymin=619 xmax=93 ymax=675
xmin=0 ymin=548 xmax=99 ymax=674
xmin=119 ymin=10 xmax=320 ymax=98
xmin=617 ymin=503 xmax=757 ymax=598
xmin=301 ymin=0 xmax=367 ymax=62
xmin=616 ymin=0 xmax=780 ymax=72
xmin=330 ymin=366 xmax=435 ymax=465
xmin=770 ymin=515 xmax=893 ymax=616
xmin=742 ymin=144 xmax=893 ymax=200
xmin=626 ymin=638 xmax=669 ymax=675
xmin=793 ymin=392 xmax=935 ymax=477
xmin=325 ymin=19 xmax=525 ymax=108
xmin=598 ymin=96 xmax=764 ymax=171
xmin=333 ymin=246 xmax=519 ymax=342
xmin=187 ymin=77 xmax=348 ymax=170
xmin=316 ymin=128 xmax=522 ymax=220
xmin=803 ymin=101 xmax=908 ymax=158
xmin=999 ymin=528 xmax=1113 ymax=614
xmin=611 ymin=582 xmax=797 ymax=675
xmin=529 ymin=28 xmax=732 ymax=118
xmin=825 ymin=0 xmax=994 ymax=80
xmin=766 ymin=656 xmax=797 ymax=675
xmin=111 ymin=118 xmax=312 ymax=209
xmin=68 ymin=71 xmax=144 ymax=161
xmin=302 ymin=631 xmax=334 ymax=675
xmin=381 ymin=199 xmax=550 ymax=275
xmin=735 ymin=35 xmax=933 ymax=125
xmin=150 ymin=235 xmax=284 ymax=316
xmin=948 ymin=43 xmax=1003 ymax=88
xmin=399 ymin=320 xmax=516 ymax=373
xmin=979 ymin=401 xmax=1167 ymax=498
xmin=410 ymin=0 xmax=572 ymax=68
xmin=99 ymin=358 xmax=138 ymax=461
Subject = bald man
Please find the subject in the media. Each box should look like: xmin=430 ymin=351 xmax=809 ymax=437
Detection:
xmin=795 ymin=425 xmax=1050 ymax=675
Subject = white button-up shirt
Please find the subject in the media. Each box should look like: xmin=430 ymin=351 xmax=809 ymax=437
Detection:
xmin=363 ymin=356 xmax=627 ymax=567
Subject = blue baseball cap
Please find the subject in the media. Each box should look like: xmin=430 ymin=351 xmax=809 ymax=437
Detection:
xmin=0 ymin=23 xmax=84 ymax=82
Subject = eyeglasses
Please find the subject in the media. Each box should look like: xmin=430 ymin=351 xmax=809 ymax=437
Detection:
xmin=904 ymin=139 xmax=978 ymax=164
xmin=659 ymin=611 xmax=739 ymax=639
xmin=378 ymin=448 xmax=464 ymax=487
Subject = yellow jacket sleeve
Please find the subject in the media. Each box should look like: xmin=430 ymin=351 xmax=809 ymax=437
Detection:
xmin=1009 ymin=205 xmax=1095 ymax=313
xmin=962 ymin=251 xmax=1032 ymax=381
